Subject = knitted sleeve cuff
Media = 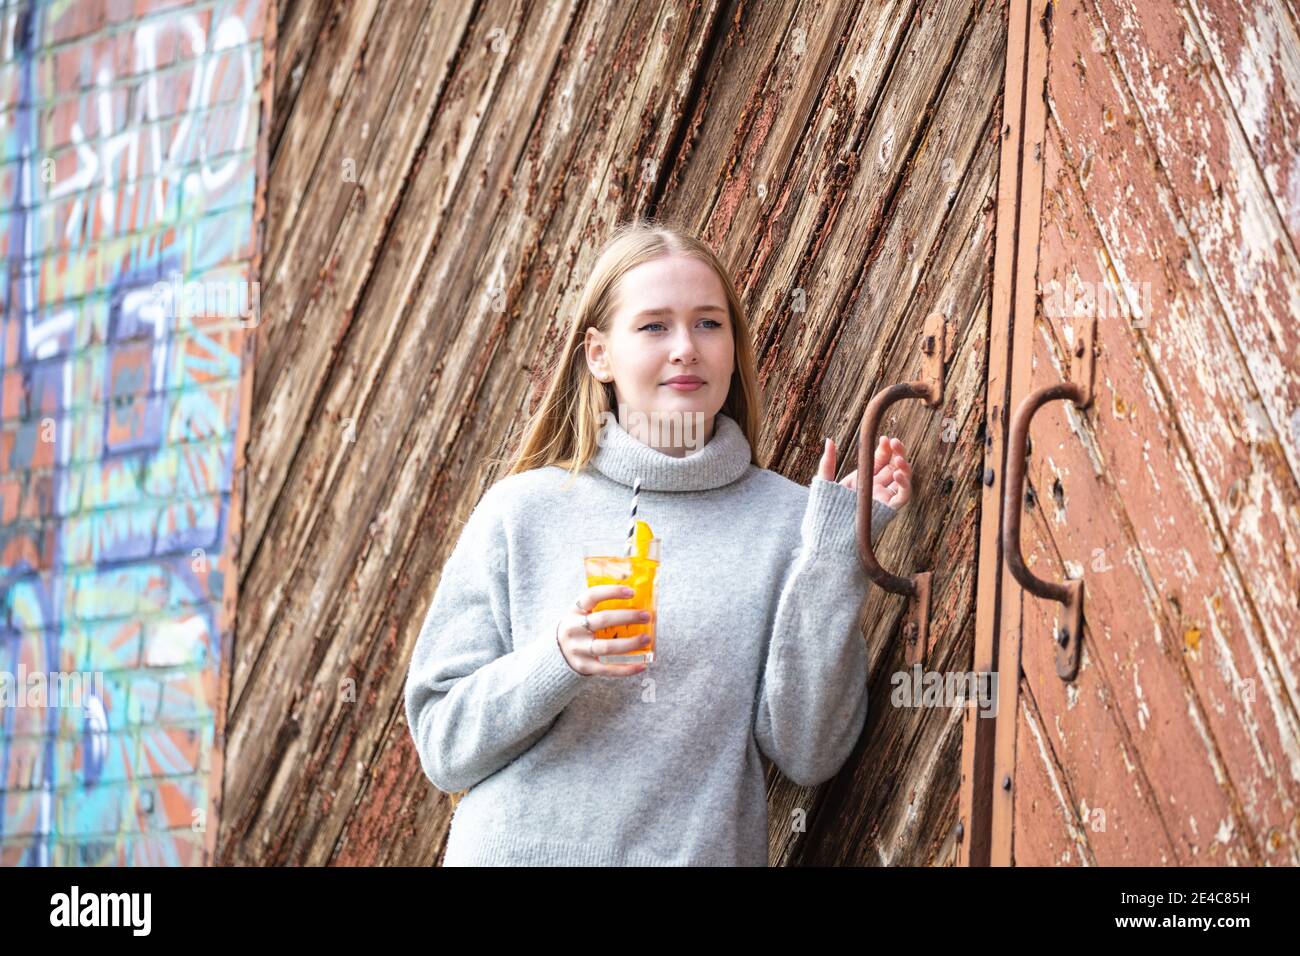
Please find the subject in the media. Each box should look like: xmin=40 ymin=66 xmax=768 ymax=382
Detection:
xmin=526 ymin=625 xmax=588 ymax=701
xmin=800 ymin=476 xmax=898 ymax=557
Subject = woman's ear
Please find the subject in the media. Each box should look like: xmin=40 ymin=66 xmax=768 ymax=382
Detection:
xmin=585 ymin=327 xmax=611 ymax=381
xmin=587 ymin=329 xmax=605 ymax=382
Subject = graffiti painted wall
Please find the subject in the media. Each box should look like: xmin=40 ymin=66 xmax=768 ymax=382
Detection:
xmin=0 ymin=0 xmax=267 ymax=865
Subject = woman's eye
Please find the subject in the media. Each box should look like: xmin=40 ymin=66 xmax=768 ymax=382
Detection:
xmin=639 ymin=319 xmax=723 ymax=331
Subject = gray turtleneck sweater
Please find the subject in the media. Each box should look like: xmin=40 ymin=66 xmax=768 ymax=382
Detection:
xmin=403 ymin=412 xmax=897 ymax=866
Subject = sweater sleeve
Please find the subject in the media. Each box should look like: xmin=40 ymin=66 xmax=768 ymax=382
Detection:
xmin=403 ymin=485 xmax=587 ymax=795
xmin=753 ymin=476 xmax=897 ymax=787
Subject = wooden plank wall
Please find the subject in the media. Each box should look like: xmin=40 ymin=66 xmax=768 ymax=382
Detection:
xmin=218 ymin=0 xmax=1005 ymax=866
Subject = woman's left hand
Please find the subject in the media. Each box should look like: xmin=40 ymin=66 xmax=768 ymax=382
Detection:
xmin=817 ymin=435 xmax=912 ymax=509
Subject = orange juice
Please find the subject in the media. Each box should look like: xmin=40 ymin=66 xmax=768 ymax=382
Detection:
xmin=583 ymin=521 xmax=659 ymax=663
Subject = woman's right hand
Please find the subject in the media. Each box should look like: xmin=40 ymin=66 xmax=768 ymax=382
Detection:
xmin=555 ymin=584 xmax=653 ymax=677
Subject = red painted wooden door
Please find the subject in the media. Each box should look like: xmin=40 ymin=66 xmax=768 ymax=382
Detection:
xmin=976 ymin=0 xmax=1300 ymax=866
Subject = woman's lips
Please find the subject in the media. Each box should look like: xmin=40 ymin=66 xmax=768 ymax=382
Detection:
xmin=663 ymin=381 xmax=704 ymax=391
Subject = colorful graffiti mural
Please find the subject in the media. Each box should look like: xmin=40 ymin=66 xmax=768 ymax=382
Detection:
xmin=0 ymin=0 xmax=264 ymax=865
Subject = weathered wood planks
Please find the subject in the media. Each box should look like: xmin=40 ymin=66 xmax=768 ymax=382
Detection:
xmin=224 ymin=0 xmax=1005 ymax=867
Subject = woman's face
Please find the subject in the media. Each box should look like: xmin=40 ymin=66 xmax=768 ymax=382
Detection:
xmin=585 ymin=254 xmax=735 ymax=445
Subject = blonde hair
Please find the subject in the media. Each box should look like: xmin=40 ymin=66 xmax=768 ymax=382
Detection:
xmin=498 ymin=218 xmax=765 ymax=484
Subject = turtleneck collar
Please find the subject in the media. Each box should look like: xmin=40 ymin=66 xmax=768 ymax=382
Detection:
xmin=590 ymin=411 xmax=753 ymax=492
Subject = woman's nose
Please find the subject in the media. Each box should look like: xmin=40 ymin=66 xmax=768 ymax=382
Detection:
xmin=669 ymin=332 xmax=699 ymax=363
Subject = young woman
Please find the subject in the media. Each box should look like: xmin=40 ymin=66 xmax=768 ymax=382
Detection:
xmin=404 ymin=219 xmax=913 ymax=866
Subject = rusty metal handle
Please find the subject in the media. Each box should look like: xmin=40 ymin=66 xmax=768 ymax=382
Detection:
xmin=1001 ymin=317 xmax=1096 ymax=681
xmin=856 ymin=313 xmax=945 ymax=666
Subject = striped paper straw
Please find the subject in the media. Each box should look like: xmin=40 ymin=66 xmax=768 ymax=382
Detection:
xmin=625 ymin=476 xmax=642 ymax=557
